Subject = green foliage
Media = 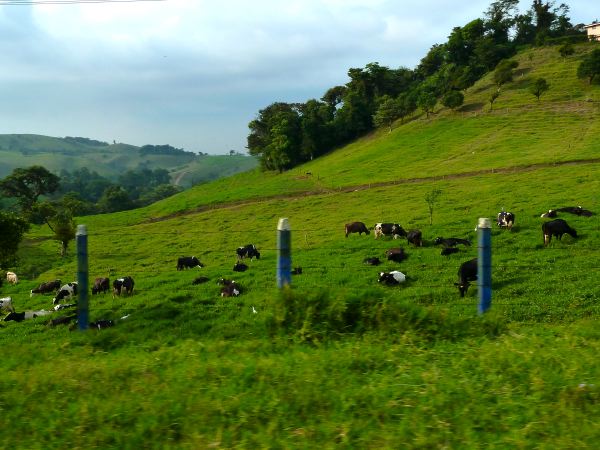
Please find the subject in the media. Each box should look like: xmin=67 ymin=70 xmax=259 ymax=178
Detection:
xmin=417 ymin=91 xmax=437 ymax=118
xmin=97 ymin=185 xmax=133 ymax=213
xmin=529 ymin=77 xmax=550 ymax=101
xmin=493 ymin=59 xmax=519 ymax=87
xmin=46 ymin=208 xmax=77 ymax=257
xmin=559 ymin=42 xmax=575 ymax=58
xmin=424 ymin=188 xmax=442 ymax=225
xmin=577 ymin=48 xmax=600 ymax=84
xmin=489 ymin=89 xmax=501 ymax=110
xmin=442 ymin=90 xmax=465 ymax=110
xmin=373 ymin=96 xmax=400 ymax=132
xmin=0 ymin=165 xmax=60 ymax=214
xmin=0 ymin=211 xmax=28 ymax=267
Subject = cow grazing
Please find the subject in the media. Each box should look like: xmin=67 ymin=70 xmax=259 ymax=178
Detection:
xmin=497 ymin=210 xmax=515 ymax=229
xmin=386 ymin=247 xmax=407 ymax=263
xmin=0 ymin=297 xmax=15 ymax=313
xmin=3 ymin=311 xmax=24 ymax=322
xmin=374 ymin=223 xmax=407 ymax=239
xmin=91 ymin=277 xmax=110 ymax=295
xmin=4 ymin=310 xmax=52 ymax=322
xmin=48 ymin=314 xmax=77 ymax=327
xmin=90 ymin=320 xmax=114 ymax=330
xmin=236 ymin=244 xmax=260 ymax=261
xmin=30 ymin=279 xmax=61 ymax=297
xmin=454 ymin=258 xmax=478 ymax=297
xmin=378 ymin=271 xmax=406 ymax=285
xmin=433 ymin=237 xmax=471 ymax=248
xmin=291 ymin=267 xmax=303 ymax=275
xmin=53 ymin=282 xmax=78 ymax=305
xmin=6 ymin=271 xmax=18 ymax=285
xmin=540 ymin=209 xmax=557 ymax=218
xmin=54 ymin=303 xmax=77 ymax=311
xmin=192 ymin=276 xmax=210 ymax=285
xmin=542 ymin=219 xmax=577 ymax=246
xmin=233 ymin=262 xmax=249 ymax=272
xmin=406 ymin=229 xmax=423 ymax=247
xmin=556 ymin=206 xmax=593 ymax=217
xmin=363 ymin=257 xmax=381 ymax=266
xmin=177 ymin=256 xmax=204 ymax=270
xmin=441 ymin=247 xmax=460 ymax=256
xmin=113 ymin=277 xmax=134 ymax=297
xmin=218 ymin=278 xmax=241 ymax=297
xmin=345 ymin=222 xmax=370 ymax=237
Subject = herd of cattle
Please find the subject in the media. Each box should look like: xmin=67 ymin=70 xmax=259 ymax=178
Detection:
xmin=0 ymin=205 xmax=593 ymax=324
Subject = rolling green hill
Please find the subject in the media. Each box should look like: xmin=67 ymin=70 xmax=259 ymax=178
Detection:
xmin=0 ymin=134 xmax=257 ymax=185
xmin=1 ymin=44 xmax=599 ymax=448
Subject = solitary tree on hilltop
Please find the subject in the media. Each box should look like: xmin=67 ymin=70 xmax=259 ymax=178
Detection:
xmin=577 ymin=48 xmax=600 ymax=84
xmin=489 ymin=89 xmax=501 ymax=111
xmin=529 ymin=77 xmax=550 ymax=101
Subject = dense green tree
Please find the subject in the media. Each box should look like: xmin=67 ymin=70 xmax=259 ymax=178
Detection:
xmin=493 ymin=59 xmax=519 ymax=87
xmin=321 ymin=85 xmax=346 ymax=108
xmin=417 ymin=44 xmax=446 ymax=79
xmin=417 ymin=91 xmax=437 ymax=118
xmin=137 ymin=184 xmax=182 ymax=207
xmin=577 ymin=49 xmax=600 ymax=84
xmin=0 ymin=211 xmax=29 ymax=268
xmin=373 ymin=96 xmax=401 ymax=132
xmin=442 ymin=90 xmax=465 ymax=111
xmin=529 ymin=77 xmax=550 ymax=101
xmin=396 ymin=92 xmax=418 ymax=124
xmin=484 ymin=0 xmax=519 ymax=44
xmin=489 ymin=90 xmax=501 ymax=111
xmin=45 ymin=208 xmax=77 ymax=257
xmin=559 ymin=42 xmax=575 ymax=58
xmin=98 ymin=186 xmax=134 ymax=213
xmin=0 ymin=166 xmax=60 ymax=215
xmin=299 ymin=99 xmax=335 ymax=161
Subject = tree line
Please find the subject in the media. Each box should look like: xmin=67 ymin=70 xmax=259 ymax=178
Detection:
xmin=247 ymin=0 xmax=589 ymax=172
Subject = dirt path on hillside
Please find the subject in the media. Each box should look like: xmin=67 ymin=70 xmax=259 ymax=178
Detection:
xmin=143 ymin=157 xmax=600 ymax=224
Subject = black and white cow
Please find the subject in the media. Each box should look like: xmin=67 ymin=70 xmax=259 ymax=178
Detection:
xmin=540 ymin=209 xmax=558 ymax=218
xmin=113 ymin=276 xmax=134 ymax=297
xmin=497 ymin=210 xmax=515 ymax=229
xmin=233 ymin=262 xmax=249 ymax=272
xmin=177 ymin=256 xmax=204 ymax=270
xmin=556 ymin=206 xmax=593 ymax=217
xmin=386 ymin=247 xmax=407 ymax=263
xmin=542 ymin=219 xmax=577 ymax=246
xmin=53 ymin=282 xmax=78 ymax=305
xmin=454 ymin=258 xmax=478 ymax=297
xmin=236 ymin=244 xmax=260 ymax=261
xmin=345 ymin=222 xmax=370 ymax=237
xmin=374 ymin=223 xmax=407 ymax=239
xmin=0 ymin=297 xmax=15 ymax=313
xmin=218 ymin=278 xmax=241 ymax=297
xmin=363 ymin=257 xmax=381 ymax=266
xmin=91 ymin=277 xmax=110 ymax=295
xmin=433 ymin=237 xmax=471 ymax=247
xmin=406 ymin=229 xmax=423 ymax=247
xmin=30 ymin=279 xmax=61 ymax=297
xmin=378 ymin=271 xmax=406 ymax=285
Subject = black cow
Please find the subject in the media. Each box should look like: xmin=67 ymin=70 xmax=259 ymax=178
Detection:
xmin=386 ymin=247 xmax=407 ymax=263
xmin=542 ymin=219 xmax=577 ymax=246
xmin=192 ymin=276 xmax=210 ymax=285
xmin=406 ymin=229 xmax=423 ymax=247
xmin=177 ymin=256 xmax=204 ymax=270
xmin=233 ymin=262 xmax=248 ymax=272
xmin=90 ymin=320 xmax=114 ymax=330
xmin=30 ymin=279 xmax=61 ymax=297
xmin=556 ymin=206 xmax=593 ymax=217
xmin=441 ymin=247 xmax=460 ymax=256
xmin=454 ymin=258 xmax=478 ymax=297
xmin=434 ymin=237 xmax=471 ymax=247
xmin=53 ymin=282 xmax=78 ymax=305
xmin=91 ymin=277 xmax=110 ymax=295
xmin=113 ymin=276 xmax=134 ymax=297
xmin=540 ymin=209 xmax=558 ymax=218
xmin=497 ymin=211 xmax=515 ymax=229
xmin=374 ymin=223 xmax=407 ymax=239
xmin=363 ymin=257 xmax=381 ymax=266
xmin=345 ymin=222 xmax=370 ymax=237
xmin=3 ymin=311 xmax=25 ymax=322
xmin=236 ymin=244 xmax=260 ymax=261
xmin=291 ymin=267 xmax=303 ymax=275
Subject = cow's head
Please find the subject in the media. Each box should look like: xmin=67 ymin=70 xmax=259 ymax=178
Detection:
xmin=454 ymin=281 xmax=470 ymax=297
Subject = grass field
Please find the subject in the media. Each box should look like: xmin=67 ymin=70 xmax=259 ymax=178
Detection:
xmin=1 ymin=44 xmax=599 ymax=448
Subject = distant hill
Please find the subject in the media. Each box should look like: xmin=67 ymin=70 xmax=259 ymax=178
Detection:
xmin=0 ymin=134 xmax=257 ymax=184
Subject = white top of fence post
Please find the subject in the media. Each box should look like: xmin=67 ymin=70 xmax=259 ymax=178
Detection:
xmin=76 ymin=224 xmax=87 ymax=235
xmin=277 ymin=218 xmax=290 ymax=231
xmin=478 ymin=218 xmax=491 ymax=229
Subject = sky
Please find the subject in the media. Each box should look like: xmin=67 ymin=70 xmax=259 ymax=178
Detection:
xmin=0 ymin=0 xmax=596 ymax=154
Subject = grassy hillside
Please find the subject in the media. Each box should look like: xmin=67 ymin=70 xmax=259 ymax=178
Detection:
xmin=0 ymin=134 xmax=257 ymax=185
xmin=1 ymin=44 xmax=599 ymax=448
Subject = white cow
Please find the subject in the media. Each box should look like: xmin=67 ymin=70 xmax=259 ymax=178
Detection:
xmin=0 ymin=297 xmax=15 ymax=313
xmin=6 ymin=272 xmax=18 ymax=285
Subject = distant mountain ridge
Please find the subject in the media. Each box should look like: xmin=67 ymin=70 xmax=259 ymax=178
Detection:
xmin=0 ymin=134 xmax=257 ymax=186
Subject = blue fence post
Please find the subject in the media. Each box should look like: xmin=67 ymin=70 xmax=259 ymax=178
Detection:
xmin=477 ymin=218 xmax=492 ymax=314
xmin=277 ymin=218 xmax=291 ymax=288
xmin=76 ymin=224 xmax=89 ymax=330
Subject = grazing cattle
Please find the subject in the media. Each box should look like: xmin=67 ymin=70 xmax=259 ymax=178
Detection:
xmin=236 ymin=244 xmax=260 ymax=261
xmin=53 ymin=282 xmax=78 ymax=305
xmin=6 ymin=271 xmax=18 ymax=285
xmin=218 ymin=278 xmax=241 ymax=297
xmin=177 ymin=256 xmax=204 ymax=270
xmin=90 ymin=320 xmax=114 ymax=330
xmin=48 ymin=314 xmax=77 ymax=327
xmin=113 ymin=277 xmax=134 ymax=297
xmin=497 ymin=210 xmax=515 ymax=229
xmin=3 ymin=311 xmax=24 ymax=322
xmin=91 ymin=277 xmax=110 ymax=295
xmin=233 ymin=262 xmax=248 ymax=272
xmin=374 ymin=223 xmax=406 ymax=239
xmin=30 ymin=279 xmax=61 ymax=297
xmin=542 ymin=219 xmax=577 ymax=246
xmin=0 ymin=297 xmax=15 ymax=313
xmin=556 ymin=206 xmax=593 ymax=217
xmin=363 ymin=257 xmax=381 ymax=266
xmin=433 ymin=237 xmax=471 ymax=247
xmin=192 ymin=276 xmax=210 ymax=285
xmin=4 ymin=310 xmax=52 ymax=322
xmin=345 ymin=222 xmax=370 ymax=237
xmin=54 ymin=303 xmax=77 ymax=311
xmin=540 ymin=209 xmax=558 ymax=218
xmin=406 ymin=229 xmax=423 ymax=247
xmin=378 ymin=271 xmax=406 ymax=285
xmin=454 ymin=258 xmax=478 ymax=297
xmin=291 ymin=267 xmax=303 ymax=275
xmin=386 ymin=247 xmax=407 ymax=263
xmin=441 ymin=247 xmax=460 ymax=256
